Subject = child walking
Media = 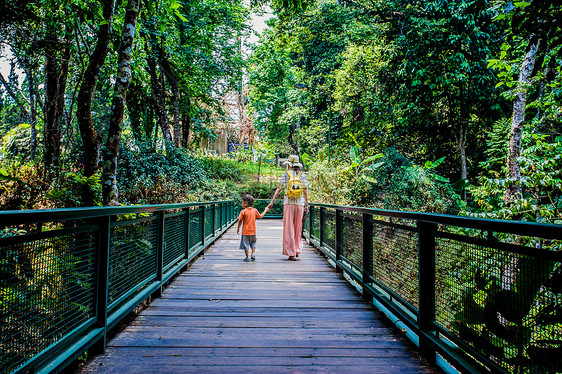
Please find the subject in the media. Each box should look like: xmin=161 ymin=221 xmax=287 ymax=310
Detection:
xmin=237 ymin=194 xmax=269 ymax=262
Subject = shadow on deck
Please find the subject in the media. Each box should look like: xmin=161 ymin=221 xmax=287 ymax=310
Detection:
xmin=77 ymin=220 xmax=436 ymax=373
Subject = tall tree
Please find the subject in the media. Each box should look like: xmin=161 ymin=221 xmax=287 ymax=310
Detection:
xmin=43 ymin=21 xmax=72 ymax=175
xmin=77 ymin=0 xmax=116 ymax=180
xmin=102 ymin=0 xmax=142 ymax=205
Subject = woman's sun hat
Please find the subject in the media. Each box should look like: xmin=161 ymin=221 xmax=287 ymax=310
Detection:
xmin=286 ymin=155 xmax=303 ymax=168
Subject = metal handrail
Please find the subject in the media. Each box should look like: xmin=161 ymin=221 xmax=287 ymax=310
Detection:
xmin=1 ymin=201 xmax=237 ymax=374
xmin=303 ymin=203 xmax=562 ymax=374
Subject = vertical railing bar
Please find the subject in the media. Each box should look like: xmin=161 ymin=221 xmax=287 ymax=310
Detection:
xmin=362 ymin=213 xmax=374 ymax=302
xmin=201 ymin=205 xmax=206 ymax=247
xmin=319 ymin=206 xmax=325 ymax=248
xmin=211 ymin=204 xmax=217 ymax=237
xmin=92 ymin=215 xmax=111 ymax=355
xmin=418 ymin=220 xmax=437 ymax=364
xmin=154 ymin=210 xmax=165 ymax=298
xmin=184 ymin=207 xmax=190 ymax=259
xmin=335 ymin=208 xmax=343 ymax=273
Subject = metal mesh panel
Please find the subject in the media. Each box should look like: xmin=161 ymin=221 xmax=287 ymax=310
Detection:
xmin=188 ymin=209 xmax=202 ymax=255
xmin=1 ymin=231 xmax=96 ymax=373
xmin=311 ymin=208 xmax=320 ymax=240
xmin=372 ymin=223 xmax=419 ymax=309
xmin=214 ymin=205 xmax=220 ymax=233
xmin=323 ymin=210 xmax=336 ymax=252
xmin=108 ymin=218 xmax=158 ymax=310
xmin=435 ymin=237 xmax=562 ymax=373
xmin=163 ymin=214 xmax=186 ymax=271
xmin=204 ymin=207 xmax=213 ymax=239
xmin=341 ymin=213 xmax=363 ymax=270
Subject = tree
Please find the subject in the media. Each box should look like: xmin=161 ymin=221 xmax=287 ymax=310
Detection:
xmin=77 ymin=0 xmax=116 ymax=183
xmin=102 ymin=0 xmax=142 ymax=205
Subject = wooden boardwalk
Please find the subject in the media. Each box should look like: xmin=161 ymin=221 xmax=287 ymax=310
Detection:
xmin=78 ymin=220 xmax=435 ymax=373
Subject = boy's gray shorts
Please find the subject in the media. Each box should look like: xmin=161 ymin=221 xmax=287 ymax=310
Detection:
xmin=239 ymin=235 xmax=257 ymax=250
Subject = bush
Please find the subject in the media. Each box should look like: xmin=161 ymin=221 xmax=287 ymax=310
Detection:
xmin=118 ymin=142 xmax=207 ymax=205
xmin=194 ymin=154 xmax=247 ymax=181
xmin=1 ymin=123 xmax=38 ymax=162
xmin=351 ymin=148 xmax=462 ymax=214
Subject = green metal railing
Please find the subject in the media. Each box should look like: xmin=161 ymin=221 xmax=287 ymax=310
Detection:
xmin=0 ymin=201 xmax=237 ymax=374
xmin=304 ymin=204 xmax=562 ymax=374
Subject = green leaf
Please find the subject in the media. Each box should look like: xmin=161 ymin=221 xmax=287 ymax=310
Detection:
xmin=350 ymin=146 xmax=360 ymax=164
xmin=360 ymin=175 xmax=377 ymax=183
xmin=432 ymin=156 xmax=446 ymax=168
xmin=431 ymin=174 xmax=450 ymax=183
xmin=452 ymin=179 xmax=469 ymax=190
xmin=363 ymin=153 xmax=384 ymax=163
xmin=366 ymin=161 xmax=385 ymax=171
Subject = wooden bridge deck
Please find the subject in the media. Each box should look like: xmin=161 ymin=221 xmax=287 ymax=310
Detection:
xmin=78 ymin=220 xmax=435 ymax=373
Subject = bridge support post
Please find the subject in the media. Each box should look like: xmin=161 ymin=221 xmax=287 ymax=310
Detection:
xmin=154 ymin=210 xmax=165 ymax=298
xmin=184 ymin=207 xmax=190 ymax=262
xmin=362 ymin=213 xmax=374 ymax=302
xmin=92 ymin=215 xmax=111 ymax=355
xmin=201 ymin=205 xmax=206 ymax=248
xmin=335 ymin=208 xmax=343 ymax=273
xmin=418 ymin=220 xmax=437 ymax=364
xmin=212 ymin=204 xmax=216 ymax=242
xmin=319 ymin=207 xmax=325 ymax=249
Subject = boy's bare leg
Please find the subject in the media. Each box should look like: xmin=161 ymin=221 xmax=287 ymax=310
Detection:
xmin=244 ymin=249 xmax=250 ymax=259
xmin=251 ymin=247 xmax=256 ymax=261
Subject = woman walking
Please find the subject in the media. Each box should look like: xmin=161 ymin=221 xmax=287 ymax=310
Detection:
xmin=267 ymin=155 xmax=309 ymax=261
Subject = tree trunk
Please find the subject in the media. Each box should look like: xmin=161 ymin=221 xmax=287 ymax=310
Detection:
xmin=182 ymin=98 xmax=191 ymax=148
xmin=505 ymin=42 xmax=538 ymax=204
xmin=77 ymin=0 xmax=115 ymax=180
xmin=102 ymin=0 xmax=141 ymax=206
xmin=159 ymin=53 xmax=180 ymax=147
xmin=147 ymin=55 xmax=172 ymax=142
xmin=43 ymin=24 xmax=71 ymax=176
xmin=27 ymin=68 xmax=37 ymax=152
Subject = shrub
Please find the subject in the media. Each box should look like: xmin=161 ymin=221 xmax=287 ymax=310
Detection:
xmin=1 ymin=123 xmax=38 ymax=162
xmin=117 ymin=142 xmax=207 ymax=205
xmin=194 ymin=154 xmax=246 ymax=181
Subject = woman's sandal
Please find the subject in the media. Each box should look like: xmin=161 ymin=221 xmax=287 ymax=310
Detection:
xmin=288 ymin=256 xmax=299 ymax=261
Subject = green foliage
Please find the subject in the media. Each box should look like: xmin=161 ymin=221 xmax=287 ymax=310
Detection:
xmin=195 ymin=153 xmax=246 ymax=182
xmin=117 ymin=142 xmax=207 ymax=204
xmin=1 ymin=123 xmax=38 ymax=162
xmin=466 ymin=131 xmax=562 ymax=223
xmin=46 ymin=172 xmax=102 ymax=208
xmin=348 ymin=149 xmax=462 ymax=214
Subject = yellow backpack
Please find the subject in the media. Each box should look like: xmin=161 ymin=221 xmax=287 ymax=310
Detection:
xmin=285 ymin=170 xmax=303 ymax=199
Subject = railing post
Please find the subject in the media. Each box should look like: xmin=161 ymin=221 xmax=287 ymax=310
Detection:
xmin=319 ymin=206 xmax=325 ymax=247
xmin=335 ymin=208 xmax=343 ymax=273
xmin=212 ymin=204 xmax=216 ymax=238
xmin=418 ymin=220 xmax=437 ymax=363
xmin=362 ymin=213 xmax=374 ymax=302
xmin=154 ymin=210 xmax=165 ymax=297
xmin=92 ymin=215 xmax=111 ymax=355
xmin=201 ymin=205 xmax=206 ymax=247
xmin=184 ymin=207 xmax=190 ymax=259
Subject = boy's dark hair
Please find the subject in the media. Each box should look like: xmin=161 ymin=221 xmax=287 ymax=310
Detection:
xmin=242 ymin=194 xmax=254 ymax=206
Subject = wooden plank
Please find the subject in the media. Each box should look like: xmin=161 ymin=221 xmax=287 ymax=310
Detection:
xmin=78 ymin=220 xmax=435 ymax=373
